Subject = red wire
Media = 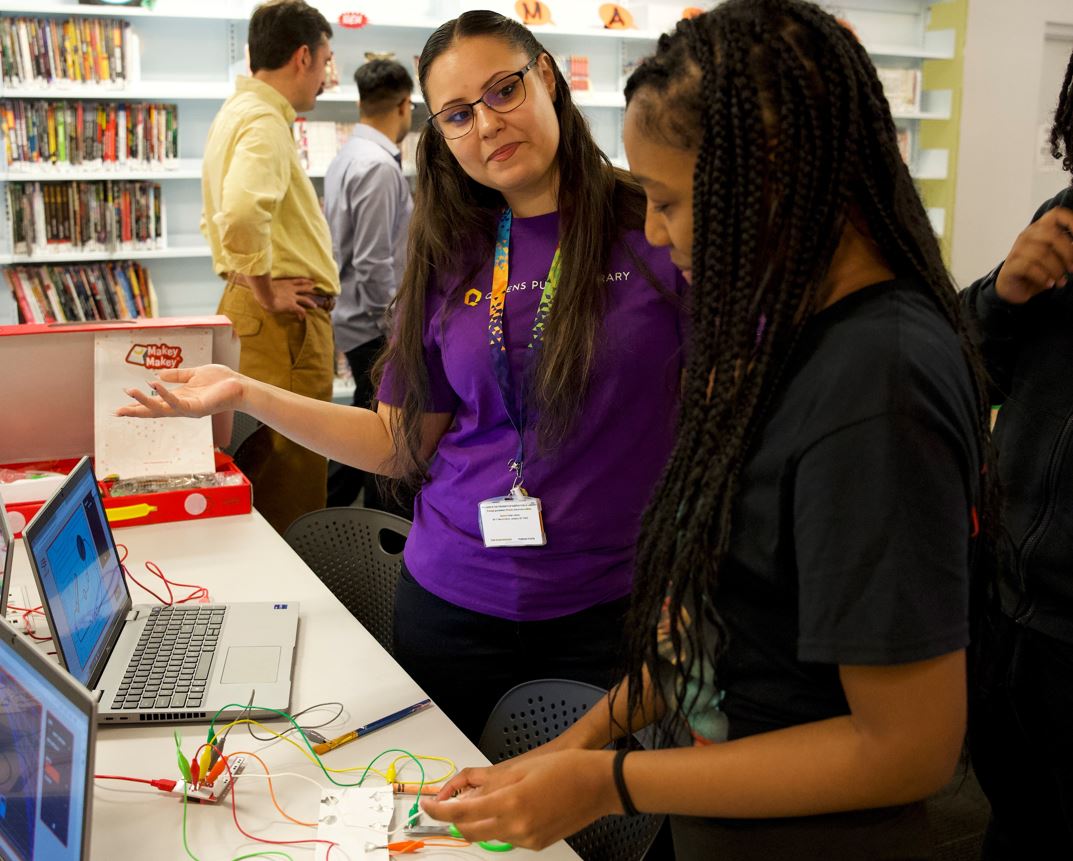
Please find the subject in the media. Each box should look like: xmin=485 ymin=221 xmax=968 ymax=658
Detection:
xmin=95 ymin=774 xmax=156 ymax=786
xmin=213 ymin=746 xmax=339 ymax=857
xmin=9 ymin=604 xmax=51 ymax=641
xmin=115 ymin=543 xmax=209 ymax=605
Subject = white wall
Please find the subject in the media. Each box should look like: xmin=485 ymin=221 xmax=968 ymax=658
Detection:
xmin=953 ymin=0 xmax=1073 ymax=286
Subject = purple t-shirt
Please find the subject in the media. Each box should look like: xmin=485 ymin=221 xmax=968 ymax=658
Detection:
xmin=379 ymin=210 xmax=684 ymax=621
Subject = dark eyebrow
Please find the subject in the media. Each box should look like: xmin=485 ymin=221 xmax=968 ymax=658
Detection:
xmin=438 ymin=69 xmax=516 ymax=110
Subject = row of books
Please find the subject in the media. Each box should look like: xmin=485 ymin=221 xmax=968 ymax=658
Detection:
xmin=1 ymin=16 xmax=131 ymax=88
xmin=7 ymin=180 xmax=166 ymax=256
xmin=5 ymin=261 xmax=156 ymax=324
xmin=1 ymin=101 xmax=179 ymax=171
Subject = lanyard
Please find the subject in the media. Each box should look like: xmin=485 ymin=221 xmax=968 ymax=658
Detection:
xmin=488 ymin=208 xmax=562 ymax=490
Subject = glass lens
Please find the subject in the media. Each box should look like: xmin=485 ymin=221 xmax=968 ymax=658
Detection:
xmin=484 ymin=74 xmax=525 ymax=111
xmin=435 ymin=106 xmax=474 ymax=136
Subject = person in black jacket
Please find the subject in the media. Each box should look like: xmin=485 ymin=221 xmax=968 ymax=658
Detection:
xmin=961 ymin=46 xmax=1073 ymax=861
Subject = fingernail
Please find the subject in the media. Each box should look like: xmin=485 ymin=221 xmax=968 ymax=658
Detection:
xmin=1047 ymin=280 xmax=1055 ymax=288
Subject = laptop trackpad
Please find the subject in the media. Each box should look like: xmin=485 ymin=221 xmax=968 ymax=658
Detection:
xmin=221 ymin=646 xmax=281 ymax=684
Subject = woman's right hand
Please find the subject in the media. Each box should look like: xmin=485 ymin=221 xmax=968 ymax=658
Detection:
xmin=116 ymin=364 xmax=246 ymax=419
xmin=995 ymin=206 xmax=1073 ymax=304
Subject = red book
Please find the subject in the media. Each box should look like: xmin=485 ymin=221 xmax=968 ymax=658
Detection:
xmin=5 ymin=267 xmax=39 ymax=324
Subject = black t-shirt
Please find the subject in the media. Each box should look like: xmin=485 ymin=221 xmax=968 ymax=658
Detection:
xmin=716 ymin=278 xmax=979 ymax=740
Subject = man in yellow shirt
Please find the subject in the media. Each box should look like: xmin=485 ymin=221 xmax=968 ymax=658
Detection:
xmin=201 ymin=0 xmax=340 ymax=534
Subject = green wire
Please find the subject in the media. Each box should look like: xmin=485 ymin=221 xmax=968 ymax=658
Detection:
xmin=179 ymin=751 xmax=296 ymax=861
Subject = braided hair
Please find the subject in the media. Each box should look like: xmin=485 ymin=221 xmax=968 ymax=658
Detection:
xmin=618 ymin=0 xmax=998 ymax=742
xmin=1050 ymin=44 xmax=1073 ymax=176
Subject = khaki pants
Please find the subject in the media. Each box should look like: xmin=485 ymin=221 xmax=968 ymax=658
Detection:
xmin=217 ymin=282 xmax=333 ymax=534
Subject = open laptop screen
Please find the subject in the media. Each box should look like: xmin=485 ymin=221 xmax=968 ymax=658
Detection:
xmin=0 ymin=628 xmax=95 ymax=861
xmin=23 ymin=458 xmax=129 ymax=688
xmin=0 ymin=498 xmax=12 ymax=616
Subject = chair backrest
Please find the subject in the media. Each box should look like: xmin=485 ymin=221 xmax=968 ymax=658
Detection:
xmin=282 ymin=507 xmax=411 ymax=656
xmin=223 ymin=410 xmax=263 ymax=457
xmin=478 ymin=679 xmax=666 ymax=861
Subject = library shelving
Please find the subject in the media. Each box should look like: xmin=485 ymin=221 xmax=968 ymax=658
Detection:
xmin=0 ymin=0 xmax=959 ymax=335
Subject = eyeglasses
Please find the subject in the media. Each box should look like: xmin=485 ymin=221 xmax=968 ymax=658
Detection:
xmin=427 ymin=56 xmax=539 ymax=140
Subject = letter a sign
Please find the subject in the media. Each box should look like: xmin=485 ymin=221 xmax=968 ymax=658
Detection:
xmin=515 ymin=1 xmax=553 ymax=25
xmin=599 ymin=4 xmax=636 ymax=29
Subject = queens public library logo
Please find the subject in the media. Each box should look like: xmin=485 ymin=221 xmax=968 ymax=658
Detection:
xmin=125 ymin=343 xmax=184 ymax=370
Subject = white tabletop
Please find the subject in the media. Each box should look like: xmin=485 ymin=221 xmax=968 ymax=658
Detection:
xmin=7 ymin=511 xmax=580 ymax=861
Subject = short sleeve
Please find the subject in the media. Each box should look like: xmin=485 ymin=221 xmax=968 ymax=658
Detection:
xmin=794 ymin=412 xmax=973 ymax=665
xmin=377 ymin=284 xmax=459 ymax=414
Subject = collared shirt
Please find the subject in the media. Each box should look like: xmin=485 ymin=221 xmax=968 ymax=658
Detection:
xmin=201 ymin=76 xmax=340 ymax=296
xmin=324 ymin=124 xmax=413 ymax=350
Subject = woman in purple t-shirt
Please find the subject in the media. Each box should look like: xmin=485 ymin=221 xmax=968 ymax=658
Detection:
xmin=119 ymin=11 xmax=684 ymax=741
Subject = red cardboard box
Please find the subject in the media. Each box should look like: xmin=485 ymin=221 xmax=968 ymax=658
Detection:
xmin=1 ymin=317 xmax=249 ymax=535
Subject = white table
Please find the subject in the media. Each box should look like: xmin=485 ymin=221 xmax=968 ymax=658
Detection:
xmin=8 ymin=511 xmax=580 ymax=861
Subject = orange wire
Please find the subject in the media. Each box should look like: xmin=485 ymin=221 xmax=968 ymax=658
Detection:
xmin=228 ymin=749 xmax=316 ymax=828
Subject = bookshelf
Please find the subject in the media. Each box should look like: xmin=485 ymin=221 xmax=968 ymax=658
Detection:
xmin=0 ymin=0 xmax=959 ymax=329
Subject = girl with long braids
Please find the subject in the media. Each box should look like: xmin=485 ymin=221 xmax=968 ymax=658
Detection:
xmin=961 ymin=44 xmax=1073 ymax=860
xmin=118 ymin=11 xmax=684 ymax=742
xmin=423 ymin=2 xmax=995 ymax=858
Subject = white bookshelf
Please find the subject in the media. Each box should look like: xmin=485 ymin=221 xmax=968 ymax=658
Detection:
xmin=0 ymin=0 xmax=957 ymax=323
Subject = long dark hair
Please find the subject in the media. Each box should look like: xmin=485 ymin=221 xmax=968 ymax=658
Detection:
xmin=1051 ymin=45 xmax=1073 ymax=176
xmin=618 ymin=0 xmax=998 ymax=741
xmin=376 ymin=10 xmax=646 ymax=484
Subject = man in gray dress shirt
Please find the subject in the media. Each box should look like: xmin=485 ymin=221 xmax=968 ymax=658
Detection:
xmin=324 ymin=58 xmax=414 ymax=508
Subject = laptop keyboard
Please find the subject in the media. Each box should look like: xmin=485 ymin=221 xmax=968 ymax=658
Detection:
xmin=111 ymin=605 xmax=227 ymax=711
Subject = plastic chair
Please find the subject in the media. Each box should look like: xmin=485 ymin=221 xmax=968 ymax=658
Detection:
xmin=282 ymin=507 xmax=411 ymax=656
xmin=478 ymin=679 xmax=666 ymax=861
xmin=222 ymin=410 xmax=263 ymax=458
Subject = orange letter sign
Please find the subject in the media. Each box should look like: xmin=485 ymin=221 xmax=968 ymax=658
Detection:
xmin=515 ymin=1 xmax=553 ymax=25
xmin=599 ymin=3 xmax=635 ymax=29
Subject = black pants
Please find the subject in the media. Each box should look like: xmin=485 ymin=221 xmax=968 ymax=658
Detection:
xmin=327 ymin=337 xmax=411 ymax=517
xmin=969 ymin=611 xmax=1073 ymax=859
xmin=670 ymin=803 xmax=932 ymax=861
xmin=393 ymin=566 xmax=629 ymax=743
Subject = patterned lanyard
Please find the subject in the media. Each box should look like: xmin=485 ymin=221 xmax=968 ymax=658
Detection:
xmin=488 ymin=208 xmax=562 ymax=488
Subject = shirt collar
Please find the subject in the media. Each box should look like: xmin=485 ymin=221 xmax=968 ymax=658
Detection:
xmin=352 ymin=123 xmax=401 ymax=160
xmin=235 ymin=75 xmax=297 ymax=125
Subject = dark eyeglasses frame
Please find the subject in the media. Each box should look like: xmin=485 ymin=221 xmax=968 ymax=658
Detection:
xmin=426 ymin=56 xmax=540 ymax=139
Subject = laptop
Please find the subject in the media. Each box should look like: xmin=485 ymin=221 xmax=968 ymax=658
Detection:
xmin=0 ymin=615 xmax=96 ymax=861
xmin=22 ymin=456 xmax=299 ymax=724
xmin=0 ymin=496 xmax=12 ymax=618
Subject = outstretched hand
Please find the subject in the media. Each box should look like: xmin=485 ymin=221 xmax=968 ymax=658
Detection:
xmin=115 ymin=364 xmax=245 ymax=419
xmin=420 ymin=749 xmax=619 ymax=851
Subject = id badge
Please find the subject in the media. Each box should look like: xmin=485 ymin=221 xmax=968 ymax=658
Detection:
xmin=478 ymin=488 xmax=547 ymax=548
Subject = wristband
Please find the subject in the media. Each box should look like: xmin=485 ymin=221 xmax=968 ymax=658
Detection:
xmin=612 ymin=748 xmax=640 ymax=817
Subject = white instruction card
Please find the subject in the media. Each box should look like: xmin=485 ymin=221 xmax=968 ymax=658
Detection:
xmin=93 ymin=327 xmax=215 ymax=479
xmin=315 ymin=785 xmax=394 ymax=861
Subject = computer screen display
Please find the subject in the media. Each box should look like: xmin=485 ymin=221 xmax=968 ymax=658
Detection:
xmin=0 ymin=631 xmax=94 ymax=861
xmin=0 ymin=499 xmax=12 ymax=617
xmin=23 ymin=459 xmax=129 ymax=687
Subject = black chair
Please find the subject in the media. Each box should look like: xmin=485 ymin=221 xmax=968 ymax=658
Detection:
xmin=478 ymin=679 xmax=666 ymax=861
xmin=222 ymin=410 xmax=263 ymax=458
xmin=282 ymin=507 xmax=411 ymax=656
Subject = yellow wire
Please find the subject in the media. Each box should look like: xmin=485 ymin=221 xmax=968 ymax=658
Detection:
xmin=210 ymin=719 xmax=457 ymax=784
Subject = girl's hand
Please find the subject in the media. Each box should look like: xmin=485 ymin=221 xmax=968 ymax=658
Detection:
xmin=115 ymin=364 xmax=246 ymax=419
xmin=421 ymin=749 xmax=620 ymax=851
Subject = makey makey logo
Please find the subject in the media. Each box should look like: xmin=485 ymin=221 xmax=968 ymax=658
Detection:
xmin=125 ymin=343 xmax=184 ymax=370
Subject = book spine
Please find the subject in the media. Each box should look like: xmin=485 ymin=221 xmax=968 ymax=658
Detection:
xmin=5 ymin=267 xmax=36 ymax=323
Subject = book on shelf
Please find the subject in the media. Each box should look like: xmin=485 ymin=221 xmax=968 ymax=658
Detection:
xmin=556 ymin=55 xmax=590 ymax=92
xmin=4 ymin=260 xmax=156 ymax=323
xmin=0 ymin=15 xmax=133 ymax=89
xmin=876 ymin=67 xmax=921 ymax=114
xmin=6 ymin=179 xmax=165 ymax=256
xmin=897 ymin=127 xmax=913 ymax=165
xmin=1 ymin=100 xmax=178 ymax=172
